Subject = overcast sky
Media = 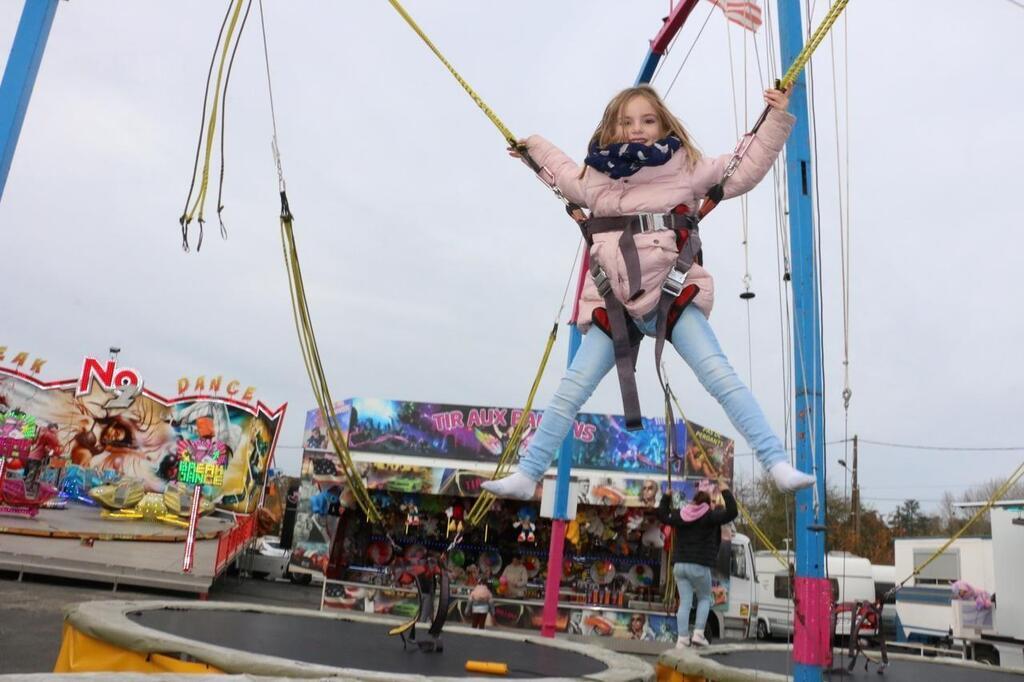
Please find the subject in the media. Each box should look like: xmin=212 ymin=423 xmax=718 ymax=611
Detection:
xmin=2 ymin=1 xmax=1021 ymax=517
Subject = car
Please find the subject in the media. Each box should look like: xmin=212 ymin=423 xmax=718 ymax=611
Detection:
xmin=237 ymin=536 xmax=292 ymax=581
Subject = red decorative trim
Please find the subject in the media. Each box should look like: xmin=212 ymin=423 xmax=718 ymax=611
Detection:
xmin=0 ymin=365 xmax=287 ymax=420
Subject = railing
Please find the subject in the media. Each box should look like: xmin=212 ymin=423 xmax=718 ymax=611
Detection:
xmin=214 ymin=514 xmax=255 ymax=574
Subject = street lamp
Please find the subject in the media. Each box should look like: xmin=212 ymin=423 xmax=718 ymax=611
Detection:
xmin=837 ymin=438 xmax=860 ymax=547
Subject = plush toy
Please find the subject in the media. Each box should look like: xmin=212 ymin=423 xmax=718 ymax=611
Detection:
xmin=641 ymin=519 xmax=666 ymax=549
xmin=445 ymin=502 xmax=465 ymax=537
xmin=624 ymin=509 xmax=645 ymax=533
xmin=513 ymin=507 xmax=536 ymax=543
xmin=566 ymin=517 xmax=582 ymax=547
xmin=400 ymin=495 xmax=420 ymax=530
xmin=951 ymin=580 xmax=993 ymax=610
xmin=464 ymin=564 xmax=480 ymax=587
xmin=422 ymin=515 xmax=441 ymax=538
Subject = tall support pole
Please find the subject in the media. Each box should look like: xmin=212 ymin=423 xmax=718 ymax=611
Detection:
xmin=777 ymin=1 xmax=828 ymax=680
xmin=852 ymin=434 xmax=860 ymax=546
xmin=0 ymin=0 xmax=59 ymax=201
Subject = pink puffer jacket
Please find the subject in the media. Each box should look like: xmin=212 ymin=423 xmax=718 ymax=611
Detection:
xmin=526 ymin=109 xmax=795 ymax=330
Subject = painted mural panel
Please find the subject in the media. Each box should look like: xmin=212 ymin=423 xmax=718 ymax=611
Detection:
xmin=0 ymin=352 xmax=285 ymax=513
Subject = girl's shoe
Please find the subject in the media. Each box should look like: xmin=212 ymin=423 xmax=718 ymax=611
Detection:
xmin=769 ymin=461 xmax=816 ymax=492
xmin=675 ymin=635 xmax=691 ymax=648
xmin=690 ymin=630 xmax=709 ymax=647
xmin=480 ymin=472 xmax=538 ymax=500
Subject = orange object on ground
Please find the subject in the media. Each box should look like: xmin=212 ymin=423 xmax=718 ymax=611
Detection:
xmin=655 ymin=662 xmax=705 ymax=681
xmin=465 ymin=660 xmax=509 ymax=675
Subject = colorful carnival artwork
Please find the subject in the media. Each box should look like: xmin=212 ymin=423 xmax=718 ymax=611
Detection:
xmin=301 ymin=399 xmax=733 ymax=504
xmin=0 ymin=347 xmax=286 ymax=518
xmin=304 ymin=398 xmax=732 ymax=477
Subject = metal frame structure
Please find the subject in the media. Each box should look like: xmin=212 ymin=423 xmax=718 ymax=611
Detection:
xmin=2 ymin=2 xmax=829 ymax=676
xmin=0 ymin=0 xmax=58 ymax=200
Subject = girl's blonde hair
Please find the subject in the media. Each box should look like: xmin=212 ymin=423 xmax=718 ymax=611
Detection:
xmin=588 ymin=85 xmax=702 ymax=169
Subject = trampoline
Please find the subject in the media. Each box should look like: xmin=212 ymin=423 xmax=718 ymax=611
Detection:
xmin=57 ymin=600 xmax=652 ymax=681
xmin=657 ymin=643 xmax=1024 ymax=681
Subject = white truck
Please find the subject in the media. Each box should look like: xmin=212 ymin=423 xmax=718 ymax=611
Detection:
xmin=892 ymin=536 xmax=994 ymax=644
xmin=702 ymin=531 xmax=759 ymax=641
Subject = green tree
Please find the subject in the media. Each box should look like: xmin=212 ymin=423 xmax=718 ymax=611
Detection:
xmin=888 ymin=499 xmax=940 ymax=537
xmin=734 ymin=476 xmax=893 ymax=563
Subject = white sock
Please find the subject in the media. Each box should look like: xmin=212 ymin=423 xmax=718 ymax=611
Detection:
xmin=770 ymin=461 xmax=816 ymax=492
xmin=480 ymin=471 xmax=538 ymax=500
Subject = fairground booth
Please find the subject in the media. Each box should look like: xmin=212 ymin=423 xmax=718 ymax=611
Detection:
xmin=0 ymin=345 xmax=285 ymax=593
xmin=294 ymin=397 xmax=736 ymax=644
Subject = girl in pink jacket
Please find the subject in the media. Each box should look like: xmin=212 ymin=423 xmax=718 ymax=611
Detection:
xmin=482 ymin=85 xmax=814 ymax=500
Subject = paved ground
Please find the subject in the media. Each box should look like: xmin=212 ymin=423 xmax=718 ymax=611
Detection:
xmin=0 ymin=570 xmax=321 ymax=674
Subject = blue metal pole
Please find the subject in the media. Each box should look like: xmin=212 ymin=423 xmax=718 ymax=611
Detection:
xmin=0 ymin=0 xmax=59 ymax=202
xmin=776 ymin=1 xmax=827 ymax=680
xmin=635 ymin=48 xmax=661 ymax=86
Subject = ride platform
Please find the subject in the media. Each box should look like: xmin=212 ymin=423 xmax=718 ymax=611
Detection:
xmin=0 ymin=506 xmax=250 ymax=594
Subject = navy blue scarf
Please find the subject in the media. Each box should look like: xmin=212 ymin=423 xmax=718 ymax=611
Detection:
xmin=584 ymin=135 xmax=682 ymax=179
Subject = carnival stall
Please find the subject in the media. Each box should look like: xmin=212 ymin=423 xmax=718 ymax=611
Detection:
xmin=293 ymin=397 xmax=735 ymax=643
xmin=0 ymin=345 xmax=286 ymax=592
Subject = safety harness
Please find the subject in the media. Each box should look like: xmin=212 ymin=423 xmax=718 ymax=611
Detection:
xmin=580 ymin=205 xmax=702 ymax=430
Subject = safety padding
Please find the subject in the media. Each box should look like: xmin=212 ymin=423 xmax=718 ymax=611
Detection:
xmin=793 ymin=576 xmax=834 ymax=666
xmin=54 ymin=623 xmax=222 ymax=673
xmin=665 ymin=284 xmax=700 ymax=337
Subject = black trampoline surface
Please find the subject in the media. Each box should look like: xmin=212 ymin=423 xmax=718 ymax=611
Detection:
xmin=707 ymin=650 xmax=1024 ymax=680
xmin=128 ymin=608 xmax=609 ymax=678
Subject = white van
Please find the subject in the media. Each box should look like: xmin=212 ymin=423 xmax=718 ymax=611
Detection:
xmin=705 ymin=532 xmax=758 ymax=640
xmin=753 ymin=550 xmax=876 ymax=640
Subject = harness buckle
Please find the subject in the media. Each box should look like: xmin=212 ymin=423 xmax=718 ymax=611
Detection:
xmin=662 ymin=268 xmax=687 ymax=298
xmin=636 ymin=213 xmax=665 ymax=233
xmin=592 ymin=266 xmax=613 ymax=297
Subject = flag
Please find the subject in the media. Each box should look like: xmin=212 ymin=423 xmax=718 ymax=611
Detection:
xmin=708 ymin=0 xmax=763 ymax=32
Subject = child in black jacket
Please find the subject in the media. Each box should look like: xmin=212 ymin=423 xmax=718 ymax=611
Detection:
xmin=657 ymin=484 xmax=738 ymax=647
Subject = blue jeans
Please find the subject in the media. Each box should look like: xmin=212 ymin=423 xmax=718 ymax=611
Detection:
xmin=516 ymin=305 xmax=786 ymax=480
xmin=674 ymin=562 xmax=713 ymax=637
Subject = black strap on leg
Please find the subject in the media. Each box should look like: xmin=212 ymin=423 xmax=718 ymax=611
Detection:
xmin=590 ymin=304 xmax=644 ymax=431
xmin=653 ymin=228 xmax=702 ymax=385
xmin=603 ymin=292 xmax=645 ymax=431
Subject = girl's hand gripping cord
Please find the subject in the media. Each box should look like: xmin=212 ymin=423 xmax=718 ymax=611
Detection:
xmin=507 ymin=139 xmax=528 ymax=159
xmin=763 ymin=88 xmax=790 ymax=112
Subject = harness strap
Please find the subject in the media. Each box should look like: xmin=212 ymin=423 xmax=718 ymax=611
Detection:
xmin=590 ymin=263 xmax=644 ymax=431
xmin=581 ymin=206 xmax=698 ymax=431
xmin=654 ymin=228 xmax=703 ymax=382
xmin=584 ymin=211 xmax=691 ymax=301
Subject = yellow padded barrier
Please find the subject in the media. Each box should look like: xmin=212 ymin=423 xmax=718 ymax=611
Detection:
xmin=53 ymin=622 xmax=222 ymax=673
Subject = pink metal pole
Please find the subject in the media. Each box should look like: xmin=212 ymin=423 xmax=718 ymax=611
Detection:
xmin=540 ymin=519 xmax=567 ymax=637
xmin=182 ymin=484 xmax=203 ymax=573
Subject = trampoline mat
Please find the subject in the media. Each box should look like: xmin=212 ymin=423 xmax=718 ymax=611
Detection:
xmin=128 ymin=608 xmax=609 ymax=678
xmin=708 ymin=649 xmax=1023 ymax=681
